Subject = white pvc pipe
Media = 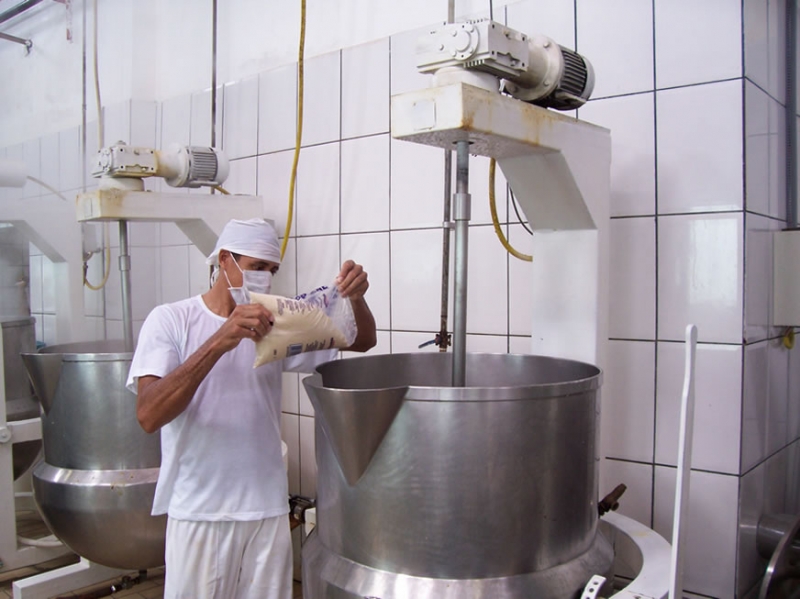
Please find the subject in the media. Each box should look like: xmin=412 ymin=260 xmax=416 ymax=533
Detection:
xmin=668 ymin=324 xmax=698 ymax=599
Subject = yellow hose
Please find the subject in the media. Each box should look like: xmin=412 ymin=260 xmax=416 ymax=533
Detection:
xmin=83 ymin=223 xmax=112 ymax=290
xmin=489 ymin=158 xmax=532 ymax=262
xmin=213 ymin=185 xmax=231 ymax=195
xmin=783 ymin=327 xmax=796 ymax=350
xmin=280 ymin=0 xmax=306 ymax=260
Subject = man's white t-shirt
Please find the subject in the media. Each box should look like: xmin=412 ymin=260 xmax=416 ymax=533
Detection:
xmin=126 ymin=295 xmax=335 ymax=522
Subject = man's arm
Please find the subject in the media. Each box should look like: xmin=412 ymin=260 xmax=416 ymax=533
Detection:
xmin=136 ymin=304 xmax=274 ymax=433
xmin=336 ymin=260 xmax=377 ymax=353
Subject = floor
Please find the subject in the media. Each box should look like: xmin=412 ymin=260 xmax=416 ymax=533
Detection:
xmin=0 ymin=511 xmax=303 ymax=598
xmin=1 ymin=563 xmax=304 ymax=598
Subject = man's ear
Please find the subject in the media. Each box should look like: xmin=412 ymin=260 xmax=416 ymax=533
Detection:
xmin=218 ymin=250 xmax=231 ymax=266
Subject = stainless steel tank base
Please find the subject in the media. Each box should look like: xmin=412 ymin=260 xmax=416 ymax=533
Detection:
xmin=303 ymin=353 xmax=613 ymax=599
xmin=302 ymin=530 xmax=614 ymax=599
xmin=22 ymin=340 xmax=165 ymax=571
xmin=33 ymin=462 xmax=166 ymax=570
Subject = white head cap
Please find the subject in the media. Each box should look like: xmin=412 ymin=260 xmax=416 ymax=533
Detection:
xmin=206 ymin=218 xmax=281 ymax=266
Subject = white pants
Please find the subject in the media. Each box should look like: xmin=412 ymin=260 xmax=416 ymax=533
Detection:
xmin=163 ymin=515 xmax=293 ymax=599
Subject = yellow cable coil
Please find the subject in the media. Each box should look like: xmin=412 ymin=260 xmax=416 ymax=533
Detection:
xmin=488 ymin=158 xmax=532 ymax=262
xmin=280 ymin=0 xmax=307 ymax=261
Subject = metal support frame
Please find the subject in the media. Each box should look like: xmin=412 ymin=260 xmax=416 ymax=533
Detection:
xmin=118 ymin=220 xmax=133 ymax=352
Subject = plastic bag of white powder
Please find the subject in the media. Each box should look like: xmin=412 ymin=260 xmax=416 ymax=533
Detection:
xmin=249 ymin=283 xmax=357 ymax=367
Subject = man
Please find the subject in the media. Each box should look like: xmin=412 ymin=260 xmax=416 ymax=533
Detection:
xmin=126 ymin=218 xmax=376 ymax=599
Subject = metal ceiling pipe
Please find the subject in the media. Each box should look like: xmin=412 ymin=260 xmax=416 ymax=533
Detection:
xmin=0 ymin=31 xmax=31 ymax=50
xmin=0 ymin=0 xmax=45 ymax=26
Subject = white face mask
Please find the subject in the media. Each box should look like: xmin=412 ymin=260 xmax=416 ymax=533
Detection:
xmin=223 ymin=258 xmax=273 ymax=305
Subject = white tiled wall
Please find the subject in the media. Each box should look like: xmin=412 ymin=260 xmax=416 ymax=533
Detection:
xmin=4 ymin=1 xmax=797 ymax=596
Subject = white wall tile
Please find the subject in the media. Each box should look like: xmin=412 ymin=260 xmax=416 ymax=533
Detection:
xmin=655 ymin=342 xmax=742 ymax=474
xmin=130 ymin=100 xmax=158 ymax=148
xmin=189 ymin=245 xmax=212 ymax=297
xmin=391 ymin=229 xmax=442 ymax=333
xmin=218 ymin=158 xmax=254 ymax=198
xmin=222 ymin=76 xmax=259 ymax=159
xmin=744 ymin=214 xmax=775 ymax=343
xmin=579 ymin=94 xmax=655 ymax=217
xmin=599 ymin=459 xmax=652 ymax=527
xmin=257 ymin=150 xmax=297 ymax=237
xmin=507 ymin=1 xmax=575 ymax=50
xmin=190 ymin=87 xmax=224 ymax=147
xmin=576 ymin=0 xmax=654 ymax=97
xmin=281 ymin=412 xmax=300 ymax=496
xmin=341 ymin=135 xmax=390 ymax=233
xmin=342 ymin=39 xmax=390 ymax=139
xmin=299 ymin=415 xmax=317 ymax=497
xmin=297 ymin=142 xmax=340 ymax=237
xmin=302 ymin=51 xmax=341 ymax=147
xmin=340 ymin=233 xmax=390 ymax=331
xmin=258 ymin=64 xmax=297 ymax=154
xmin=508 ymin=224 xmax=534 ymax=336
xmin=41 ymin=255 xmax=56 ymax=314
xmin=59 ymin=126 xmax=82 ymax=192
xmin=743 ymin=341 xmax=769 ymax=473
xmin=295 ymin=236 xmax=340 ymax=296
xmin=657 ymin=213 xmax=743 ymax=344
xmin=768 ymin=96 xmax=787 ymax=220
xmin=281 ymin=372 xmax=300 ymax=415
xmin=653 ymin=467 xmax=738 ymax=598
xmin=160 ymin=223 xmax=189 ymax=247
xmin=42 ymin=314 xmax=57 ymax=346
xmin=131 ymin=247 xmax=158 ymax=320
xmin=273 ymin=238 xmax=297 ymax=299
xmin=160 ymin=94 xmax=192 ymax=148
xmin=609 ymin=217 xmax=656 ymax=340
xmin=130 ymin=222 xmax=158 ymax=248
xmin=28 ymin=254 xmax=42 ymax=314
xmin=509 ymin=335 xmax=531 ymax=354
xmin=657 ymin=81 xmax=743 ymax=214
xmin=22 ymin=138 xmax=41 ymax=199
xmin=160 ymin=245 xmax=190 ymax=305
xmin=767 ymin=338 xmax=789 ymax=455
xmin=602 ymin=340 xmax=655 ymax=463
xmin=465 ymin=334 xmax=507 ymax=353
xmin=466 ymin=225 xmax=508 ymax=335
xmin=33 ymin=314 xmax=43 ymax=343
xmin=39 ymin=132 xmax=59 ymax=193
xmin=106 ymin=319 xmax=123 ymax=341
xmin=390 ymin=26 xmax=434 ymax=96
xmin=390 ymin=139 xmax=444 ymax=229
xmin=789 ymin=345 xmax=800 ymax=445
xmin=767 ymin=0 xmax=787 ymax=104
xmin=654 ymin=0 xmax=742 ymax=89
xmin=744 ymin=0 xmax=769 ymax=91
xmin=103 ymin=101 xmax=131 ymax=147
xmin=746 ymin=81 xmax=771 ymax=216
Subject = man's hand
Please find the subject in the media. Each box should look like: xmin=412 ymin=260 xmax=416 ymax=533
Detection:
xmin=213 ymin=303 xmax=275 ymax=352
xmin=336 ymin=260 xmax=369 ymax=299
